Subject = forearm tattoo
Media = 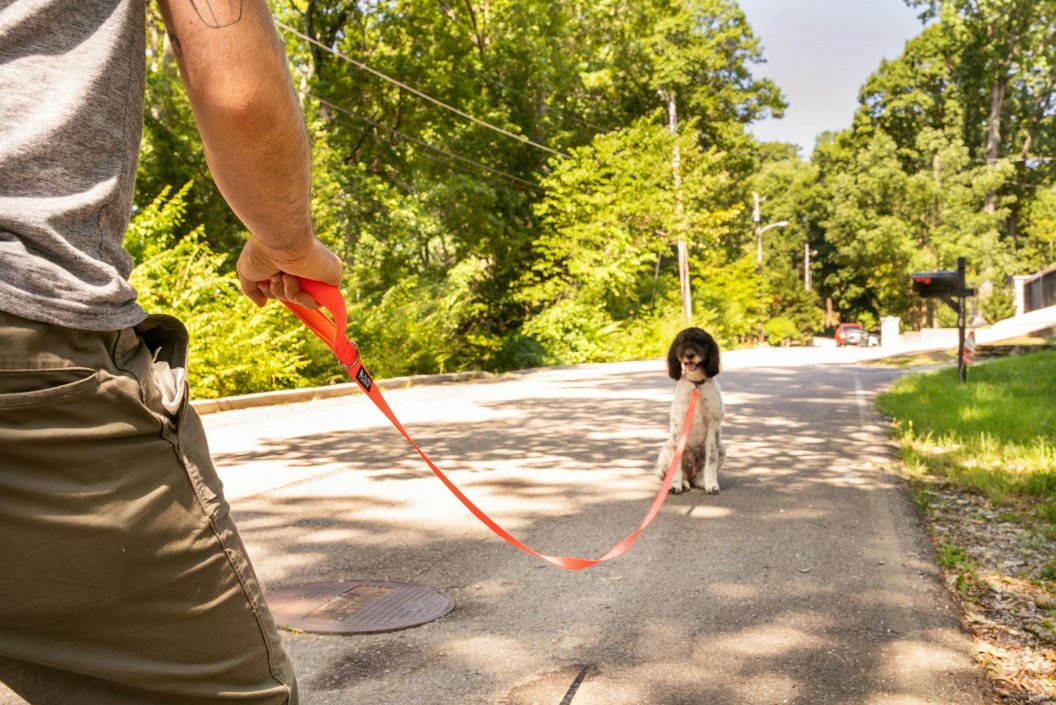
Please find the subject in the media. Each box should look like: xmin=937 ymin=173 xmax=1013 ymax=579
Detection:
xmin=167 ymin=1 xmax=243 ymax=58
xmin=190 ymin=0 xmax=244 ymax=28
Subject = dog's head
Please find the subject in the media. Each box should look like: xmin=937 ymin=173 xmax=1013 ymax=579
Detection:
xmin=667 ymin=327 xmax=720 ymax=382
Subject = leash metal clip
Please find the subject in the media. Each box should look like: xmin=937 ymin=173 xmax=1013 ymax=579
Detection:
xmin=335 ymin=340 xmax=361 ymax=370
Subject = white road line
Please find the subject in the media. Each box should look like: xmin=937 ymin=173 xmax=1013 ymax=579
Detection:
xmin=854 ymin=371 xmax=869 ymax=427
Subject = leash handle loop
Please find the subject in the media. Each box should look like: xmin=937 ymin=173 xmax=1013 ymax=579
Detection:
xmin=283 ymin=279 xmax=360 ymax=368
xmin=281 ymin=279 xmax=696 ymax=571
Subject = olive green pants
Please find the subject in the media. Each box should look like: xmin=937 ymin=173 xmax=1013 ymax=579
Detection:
xmin=0 ymin=311 xmax=296 ymax=704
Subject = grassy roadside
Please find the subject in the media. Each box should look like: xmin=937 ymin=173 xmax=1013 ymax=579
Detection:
xmin=876 ymin=352 xmax=1056 ymax=703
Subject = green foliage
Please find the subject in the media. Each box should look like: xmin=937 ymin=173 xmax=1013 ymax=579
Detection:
xmin=520 ymin=118 xmax=740 ymax=363
xmin=936 ymin=544 xmax=970 ymax=570
xmin=125 ymin=181 xmax=193 ymax=263
xmin=526 ymin=119 xmax=728 ymax=304
xmin=1041 ymin=561 xmax=1056 ymax=582
xmin=880 ymin=351 xmax=1056 ymax=595
xmin=127 ymin=188 xmax=316 ymax=399
xmin=344 ymin=257 xmax=514 ymax=376
xmin=935 ymin=544 xmax=975 ymax=595
xmin=749 ymin=153 xmax=826 ymax=338
xmin=692 ymin=257 xmax=765 ymax=346
xmin=128 ymin=0 xmax=1056 ymax=398
xmin=810 ymin=0 xmax=1056 ymax=329
xmin=763 ymin=316 xmax=798 ymax=346
xmin=980 ymin=285 xmax=1016 ymax=324
xmin=1022 ymin=187 xmax=1056 ymax=269
xmin=822 ymin=133 xmax=918 ymax=321
xmin=521 ymin=299 xmax=615 ymax=365
xmin=642 ymin=0 xmax=786 ymax=134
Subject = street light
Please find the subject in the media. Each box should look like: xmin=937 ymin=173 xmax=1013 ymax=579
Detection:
xmin=752 ymin=192 xmax=788 ymax=276
xmin=755 ymin=220 xmax=789 ymax=276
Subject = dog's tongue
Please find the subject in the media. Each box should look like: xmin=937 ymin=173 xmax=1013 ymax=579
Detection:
xmin=686 ymin=362 xmax=699 ymax=371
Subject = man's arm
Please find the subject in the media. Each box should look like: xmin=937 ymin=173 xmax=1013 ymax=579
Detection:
xmin=156 ymin=0 xmax=341 ymax=307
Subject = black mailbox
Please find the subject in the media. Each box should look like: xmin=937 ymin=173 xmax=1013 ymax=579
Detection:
xmin=910 ymin=256 xmax=975 ymax=383
xmin=911 ymin=270 xmax=973 ymax=299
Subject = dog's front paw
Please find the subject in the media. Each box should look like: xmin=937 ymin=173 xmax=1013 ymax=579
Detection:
xmin=668 ymin=476 xmax=690 ymax=494
xmin=703 ymin=482 xmax=720 ymax=495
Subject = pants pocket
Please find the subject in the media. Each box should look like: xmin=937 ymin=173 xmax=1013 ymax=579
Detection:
xmin=0 ymin=368 xmax=101 ymax=408
xmin=129 ymin=314 xmax=191 ymax=423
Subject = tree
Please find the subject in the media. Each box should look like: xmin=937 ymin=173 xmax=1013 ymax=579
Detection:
xmin=853 ymin=23 xmax=961 ymax=170
xmin=904 ymin=0 xmax=1056 ymax=229
xmin=135 ymin=0 xmax=800 ymax=382
xmin=808 ymin=2 xmax=1054 ymax=329
xmin=822 ymin=134 xmax=918 ymax=321
xmin=521 ymin=118 xmax=736 ymax=362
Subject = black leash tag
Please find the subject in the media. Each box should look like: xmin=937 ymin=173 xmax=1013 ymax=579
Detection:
xmin=356 ymin=365 xmax=373 ymax=392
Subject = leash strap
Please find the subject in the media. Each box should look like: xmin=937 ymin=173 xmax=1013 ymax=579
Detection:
xmin=281 ymin=278 xmax=697 ymax=570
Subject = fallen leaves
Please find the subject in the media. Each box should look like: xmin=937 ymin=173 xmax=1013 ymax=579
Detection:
xmin=918 ymin=485 xmax=1056 ymax=704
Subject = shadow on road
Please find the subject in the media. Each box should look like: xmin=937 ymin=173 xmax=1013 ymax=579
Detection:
xmin=207 ymin=361 xmax=980 ymax=705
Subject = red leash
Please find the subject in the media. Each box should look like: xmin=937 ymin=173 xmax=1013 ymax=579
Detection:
xmin=281 ymin=278 xmax=697 ymax=570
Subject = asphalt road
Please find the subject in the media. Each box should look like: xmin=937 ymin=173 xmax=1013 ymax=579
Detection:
xmin=1 ymin=348 xmax=987 ymax=704
xmin=212 ymin=349 xmax=982 ymax=705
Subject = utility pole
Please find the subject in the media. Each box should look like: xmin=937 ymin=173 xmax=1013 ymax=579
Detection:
xmin=752 ymin=191 xmax=787 ymax=279
xmin=753 ymin=192 xmax=763 ymax=276
xmin=750 ymin=193 xmax=788 ymax=344
xmin=804 ymin=242 xmax=817 ymax=291
xmin=667 ymin=91 xmax=691 ymax=323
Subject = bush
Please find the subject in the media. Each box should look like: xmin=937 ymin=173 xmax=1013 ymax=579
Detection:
xmin=764 ymin=316 xmax=799 ymax=346
xmin=127 ymin=187 xmax=319 ymax=399
xmin=981 ymin=285 xmax=1016 ymax=323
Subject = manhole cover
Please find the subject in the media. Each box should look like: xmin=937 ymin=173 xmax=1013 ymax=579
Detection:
xmin=266 ymin=580 xmax=454 ymax=634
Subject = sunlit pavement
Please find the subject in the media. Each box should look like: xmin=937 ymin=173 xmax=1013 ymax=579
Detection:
xmin=179 ymin=347 xmax=988 ymax=705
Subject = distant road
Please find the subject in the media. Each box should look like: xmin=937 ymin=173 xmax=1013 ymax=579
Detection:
xmin=181 ymin=349 xmax=983 ymax=705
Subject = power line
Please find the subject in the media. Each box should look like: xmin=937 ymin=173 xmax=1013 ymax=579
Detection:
xmin=970 ymin=155 xmax=1056 ymax=164
xmin=468 ymin=68 xmax=609 ymax=135
xmin=431 ymin=7 xmax=608 ymax=135
xmin=312 ymin=94 xmax=543 ymax=192
xmin=314 ymin=94 xmax=542 ymax=191
xmin=331 ymin=113 xmax=527 ymax=191
xmin=276 ymin=20 xmax=568 ymax=159
xmin=1006 ymin=179 xmax=1054 ymax=190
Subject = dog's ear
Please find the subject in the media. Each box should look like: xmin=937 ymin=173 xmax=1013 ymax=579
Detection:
xmin=703 ymin=333 xmax=721 ymax=378
xmin=666 ymin=334 xmax=683 ymax=380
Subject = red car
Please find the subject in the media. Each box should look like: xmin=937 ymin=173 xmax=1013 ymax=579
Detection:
xmin=835 ymin=322 xmax=868 ymax=347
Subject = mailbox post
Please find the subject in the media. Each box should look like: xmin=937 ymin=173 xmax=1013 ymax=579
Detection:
xmin=911 ymin=257 xmax=976 ymax=382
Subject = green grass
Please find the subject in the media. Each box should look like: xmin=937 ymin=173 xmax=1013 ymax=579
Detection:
xmin=936 ymin=544 xmax=976 ymax=595
xmin=877 ymin=352 xmax=1056 ymax=521
xmin=936 ymin=544 xmax=970 ymax=569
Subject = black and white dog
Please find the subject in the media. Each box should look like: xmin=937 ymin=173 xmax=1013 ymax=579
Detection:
xmin=654 ymin=327 xmax=726 ymax=494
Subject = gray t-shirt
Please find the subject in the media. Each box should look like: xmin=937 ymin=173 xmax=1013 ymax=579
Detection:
xmin=0 ymin=0 xmax=147 ymax=331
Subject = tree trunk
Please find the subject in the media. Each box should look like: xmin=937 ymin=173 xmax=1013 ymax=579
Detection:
xmin=984 ymin=74 xmax=1006 ymax=214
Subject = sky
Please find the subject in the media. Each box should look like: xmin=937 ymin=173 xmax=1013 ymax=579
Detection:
xmin=737 ymin=0 xmax=925 ymax=157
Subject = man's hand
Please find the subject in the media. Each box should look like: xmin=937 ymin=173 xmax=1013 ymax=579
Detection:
xmin=236 ymin=237 xmax=342 ymax=308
